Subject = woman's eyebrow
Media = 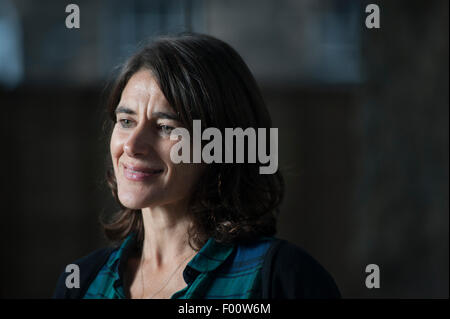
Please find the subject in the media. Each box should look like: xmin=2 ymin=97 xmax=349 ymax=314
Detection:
xmin=115 ymin=106 xmax=179 ymax=121
xmin=115 ymin=106 xmax=136 ymax=115
xmin=152 ymin=111 xmax=179 ymax=121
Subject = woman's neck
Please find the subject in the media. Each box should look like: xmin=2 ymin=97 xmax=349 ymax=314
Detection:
xmin=140 ymin=204 xmax=196 ymax=269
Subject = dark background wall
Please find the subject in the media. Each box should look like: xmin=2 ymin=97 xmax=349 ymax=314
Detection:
xmin=0 ymin=0 xmax=448 ymax=298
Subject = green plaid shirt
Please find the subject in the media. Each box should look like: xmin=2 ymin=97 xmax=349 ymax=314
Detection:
xmin=83 ymin=233 xmax=274 ymax=299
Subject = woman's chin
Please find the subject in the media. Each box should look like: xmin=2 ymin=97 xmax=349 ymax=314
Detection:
xmin=118 ymin=192 xmax=156 ymax=210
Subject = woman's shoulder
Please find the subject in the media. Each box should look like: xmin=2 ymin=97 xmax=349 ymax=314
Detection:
xmin=52 ymin=246 xmax=116 ymax=298
xmin=259 ymin=237 xmax=341 ymax=299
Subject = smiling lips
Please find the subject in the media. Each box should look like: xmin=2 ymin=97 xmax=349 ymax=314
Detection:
xmin=123 ymin=163 xmax=163 ymax=181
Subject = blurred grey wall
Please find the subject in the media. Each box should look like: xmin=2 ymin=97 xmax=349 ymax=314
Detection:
xmin=0 ymin=0 xmax=448 ymax=298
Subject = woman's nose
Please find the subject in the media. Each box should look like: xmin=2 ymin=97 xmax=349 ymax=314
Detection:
xmin=124 ymin=127 xmax=151 ymax=157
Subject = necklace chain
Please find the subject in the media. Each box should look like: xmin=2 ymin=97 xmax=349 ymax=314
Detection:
xmin=139 ymin=249 xmax=194 ymax=299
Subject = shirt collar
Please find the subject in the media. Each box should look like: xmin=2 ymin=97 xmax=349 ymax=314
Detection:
xmin=116 ymin=233 xmax=138 ymax=278
xmin=104 ymin=233 xmax=135 ymax=270
xmin=105 ymin=233 xmax=137 ymax=298
xmin=109 ymin=233 xmax=235 ymax=286
xmin=187 ymin=237 xmax=235 ymax=273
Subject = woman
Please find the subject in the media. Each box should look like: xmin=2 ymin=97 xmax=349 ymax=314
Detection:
xmin=53 ymin=33 xmax=340 ymax=299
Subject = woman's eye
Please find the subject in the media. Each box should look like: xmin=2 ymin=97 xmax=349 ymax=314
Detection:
xmin=118 ymin=119 xmax=134 ymax=128
xmin=159 ymin=124 xmax=174 ymax=135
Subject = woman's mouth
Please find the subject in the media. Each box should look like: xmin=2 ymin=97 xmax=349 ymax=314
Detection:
xmin=123 ymin=164 xmax=163 ymax=182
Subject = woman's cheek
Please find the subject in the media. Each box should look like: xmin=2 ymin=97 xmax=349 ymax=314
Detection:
xmin=110 ymin=129 xmax=124 ymax=170
xmin=157 ymin=139 xmax=176 ymax=166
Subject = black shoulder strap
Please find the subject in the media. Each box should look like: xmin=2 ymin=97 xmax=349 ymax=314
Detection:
xmin=52 ymin=247 xmax=115 ymax=299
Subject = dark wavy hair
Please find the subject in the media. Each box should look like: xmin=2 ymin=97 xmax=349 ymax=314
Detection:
xmin=101 ymin=33 xmax=284 ymax=251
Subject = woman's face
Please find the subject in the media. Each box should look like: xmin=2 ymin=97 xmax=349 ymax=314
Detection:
xmin=110 ymin=69 xmax=204 ymax=210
